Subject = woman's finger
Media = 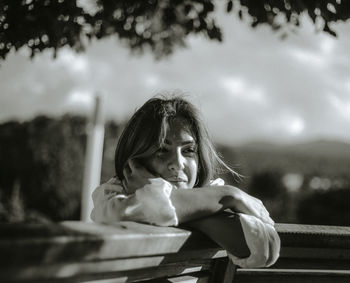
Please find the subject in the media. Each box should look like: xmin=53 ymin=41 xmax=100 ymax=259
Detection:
xmin=243 ymin=192 xmax=274 ymax=225
xmin=237 ymin=196 xmax=274 ymax=225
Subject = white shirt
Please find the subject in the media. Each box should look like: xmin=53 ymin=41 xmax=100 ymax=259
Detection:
xmin=91 ymin=177 xmax=280 ymax=268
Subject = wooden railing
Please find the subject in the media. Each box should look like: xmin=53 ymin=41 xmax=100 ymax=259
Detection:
xmin=1 ymin=221 xmax=350 ymax=282
xmin=236 ymin=223 xmax=350 ymax=283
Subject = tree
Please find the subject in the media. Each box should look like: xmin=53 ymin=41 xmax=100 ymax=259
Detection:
xmin=0 ymin=115 xmax=87 ymax=222
xmin=1 ymin=0 xmax=350 ymax=60
xmin=0 ymin=115 xmax=122 ymax=222
xmin=247 ymin=170 xmax=291 ymax=222
xmin=297 ymin=188 xmax=350 ymax=226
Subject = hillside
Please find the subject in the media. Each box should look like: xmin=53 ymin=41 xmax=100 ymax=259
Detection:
xmin=241 ymin=140 xmax=350 ymax=159
xmin=214 ymin=140 xmax=350 ymax=224
xmin=217 ymin=139 xmax=350 ymax=179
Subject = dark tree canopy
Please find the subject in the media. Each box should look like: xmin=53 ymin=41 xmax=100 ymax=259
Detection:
xmin=1 ymin=0 xmax=350 ymax=60
xmin=0 ymin=114 xmax=121 ymax=222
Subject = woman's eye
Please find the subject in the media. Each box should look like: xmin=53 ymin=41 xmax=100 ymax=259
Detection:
xmin=184 ymin=147 xmax=197 ymax=154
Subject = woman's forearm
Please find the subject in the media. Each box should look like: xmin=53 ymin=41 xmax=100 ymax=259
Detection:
xmin=187 ymin=212 xmax=280 ymax=268
xmin=170 ymin=187 xmax=280 ymax=267
xmin=169 ymin=184 xmax=274 ymax=226
xmin=169 ymin=186 xmax=234 ymax=223
xmin=186 ymin=212 xmax=250 ymax=258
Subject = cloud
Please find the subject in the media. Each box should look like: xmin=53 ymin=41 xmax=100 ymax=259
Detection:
xmin=267 ymin=113 xmax=305 ymax=137
xmin=65 ymin=89 xmax=94 ymax=110
xmin=328 ymin=93 xmax=350 ymax=121
xmin=221 ymin=76 xmax=266 ymax=105
xmin=1 ymin=11 xmax=350 ymax=145
xmin=57 ymin=49 xmax=89 ymax=74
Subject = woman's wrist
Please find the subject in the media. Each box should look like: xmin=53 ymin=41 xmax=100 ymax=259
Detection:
xmin=219 ymin=185 xmax=275 ymax=226
xmin=218 ymin=185 xmax=238 ymax=211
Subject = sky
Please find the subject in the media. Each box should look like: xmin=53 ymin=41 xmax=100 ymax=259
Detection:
xmin=1 ymin=8 xmax=350 ymax=146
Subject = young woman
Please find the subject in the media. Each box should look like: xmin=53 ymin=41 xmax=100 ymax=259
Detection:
xmin=91 ymin=95 xmax=280 ymax=268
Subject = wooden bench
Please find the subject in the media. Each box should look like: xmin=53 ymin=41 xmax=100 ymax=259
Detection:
xmin=0 ymin=221 xmax=350 ymax=282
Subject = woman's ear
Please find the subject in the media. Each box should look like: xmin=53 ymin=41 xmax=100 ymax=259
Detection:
xmin=122 ymin=161 xmax=131 ymax=179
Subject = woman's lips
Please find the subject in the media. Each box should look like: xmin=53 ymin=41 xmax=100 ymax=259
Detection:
xmin=166 ymin=177 xmax=187 ymax=183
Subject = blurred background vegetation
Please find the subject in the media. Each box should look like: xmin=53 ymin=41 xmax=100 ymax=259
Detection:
xmin=1 ymin=115 xmax=350 ymax=226
xmin=2 ymin=0 xmax=350 ymax=226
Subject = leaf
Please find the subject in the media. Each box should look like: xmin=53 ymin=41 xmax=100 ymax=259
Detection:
xmin=1 ymin=0 xmax=349 ymax=61
xmin=323 ymin=22 xmax=337 ymax=37
xmin=227 ymin=1 xmax=233 ymax=13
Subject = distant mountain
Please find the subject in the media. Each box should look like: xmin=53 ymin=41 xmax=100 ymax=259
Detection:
xmin=284 ymin=140 xmax=350 ymax=159
xmin=216 ymin=139 xmax=350 ymax=178
xmin=236 ymin=141 xmax=280 ymax=151
xmin=238 ymin=140 xmax=350 ymax=159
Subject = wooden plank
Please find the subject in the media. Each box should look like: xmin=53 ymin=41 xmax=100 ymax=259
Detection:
xmin=280 ymin=246 xmax=350 ymax=259
xmin=0 ymin=221 xmax=225 ymax=266
xmin=276 ymin=223 xmax=350 ymax=249
xmin=273 ymin=257 xmax=350 ymax=270
xmin=2 ymin=222 xmax=350 ymax=283
xmin=0 ymin=255 xmax=214 ymax=282
xmin=79 ymin=272 xmax=211 ymax=283
xmin=232 ymin=224 xmax=350 ymax=283
xmin=159 ymin=273 xmax=210 ymax=283
xmin=270 ymin=246 xmax=350 ymax=269
xmin=0 ymin=221 xmax=192 ymax=262
xmin=276 ymin=223 xmax=350 ymax=236
xmin=234 ymin=269 xmax=350 ymax=283
xmin=2 ymin=222 xmax=350 ymax=265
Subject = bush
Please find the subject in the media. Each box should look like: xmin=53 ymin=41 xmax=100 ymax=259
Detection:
xmin=297 ymin=188 xmax=350 ymax=226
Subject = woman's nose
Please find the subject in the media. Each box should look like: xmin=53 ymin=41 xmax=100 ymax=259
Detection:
xmin=168 ymin=151 xmax=185 ymax=171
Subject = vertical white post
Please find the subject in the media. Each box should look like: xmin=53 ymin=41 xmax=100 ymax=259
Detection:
xmin=81 ymin=94 xmax=105 ymax=222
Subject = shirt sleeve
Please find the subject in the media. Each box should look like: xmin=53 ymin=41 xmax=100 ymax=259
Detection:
xmin=209 ymin=178 xmax=280 ymax=268
xmin=227 ymin=213 xmax=281 ymax=268
xmin=209 ymin=178 xmax=225 ymax=186
xmin=90 ymin=178 xmax=178 ymax=227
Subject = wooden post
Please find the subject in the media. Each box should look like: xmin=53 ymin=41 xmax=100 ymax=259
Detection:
xmin=81 ymin=94 xmax=105 ymax=222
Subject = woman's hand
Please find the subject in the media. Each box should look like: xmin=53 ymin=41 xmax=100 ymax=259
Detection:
xmin=122 ymin=159 xmax=157 ymax=194
xmin=220 ymin=186 xmax=274 ymax=226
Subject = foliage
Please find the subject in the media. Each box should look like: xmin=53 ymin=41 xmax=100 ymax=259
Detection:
xmin=247 ymin=170 xmax=285 ymax=200
xmin=0 ymin=115 xmax=85 ymax=222
xmin=0 ymin=115 xmax=121 ymax=223
xmin=217 ymin=142 xmax=350 ymax=225
xmin=1 ymin=116 xmax=350 ymax=225
xmin=297 ymin=188 xmax=350 ymax=226
xmin=1 ymin=0 xmax=350 ymax=60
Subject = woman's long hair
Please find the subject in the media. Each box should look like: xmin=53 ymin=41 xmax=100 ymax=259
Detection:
xmin=115 ymin=94 xmax=238 ymax=187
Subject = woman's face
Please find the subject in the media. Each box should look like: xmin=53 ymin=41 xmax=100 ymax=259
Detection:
xmin=144 ymin=118 xmax=199 ymax=189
